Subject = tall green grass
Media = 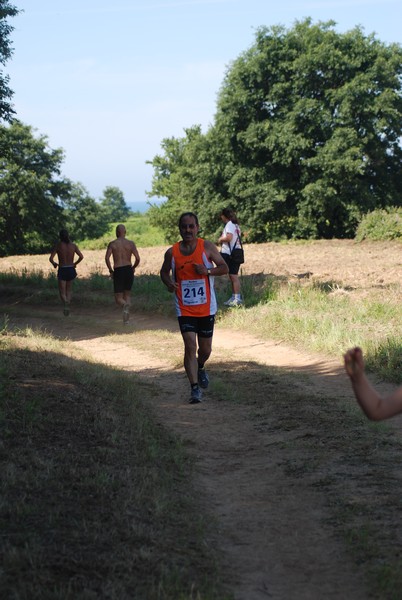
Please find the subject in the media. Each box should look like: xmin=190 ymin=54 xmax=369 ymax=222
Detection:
xmin=218 ymin=274 xmax=401 ymax=383
xmin=0 ymin=267 xmax=54 ymax=285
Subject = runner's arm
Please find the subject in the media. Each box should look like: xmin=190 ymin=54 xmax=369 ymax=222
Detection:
xmin=195 ymin=240 xmax=229 ymax=277
xmin=131 ymin=242 xmax=141 ymax=270
xmin=160 ymin=248 xmax=177 ymax=292
xmin=49 ymin=245 xmax=58 ymax=268
xmin=105 ymin=243 xmax=114 ymax=274
xmin=74 ymin=245 xmax=84 ymax=267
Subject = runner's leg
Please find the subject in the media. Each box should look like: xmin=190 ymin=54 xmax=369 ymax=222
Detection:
xmin=65 ymin=280 xmax=73 ymax=304
xmin=114 ymin=292 xmax=126 ymax=308
xmin=197 ymin=335 xmax=213 ymax=367
xmin=181 ymin=330 xmax=198 ymax=385
xmin=58 ymin=280 xmax=67 ymax=304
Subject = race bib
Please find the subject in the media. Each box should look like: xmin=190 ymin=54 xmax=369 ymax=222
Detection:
xmin=181 ymin=279 xmax=207 ymax=306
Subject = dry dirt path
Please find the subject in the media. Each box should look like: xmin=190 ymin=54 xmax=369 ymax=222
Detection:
xmin=2 ymin=241 xmax=400 ymax=599
xmin=17 ymin=304 xmax=397 ymax=600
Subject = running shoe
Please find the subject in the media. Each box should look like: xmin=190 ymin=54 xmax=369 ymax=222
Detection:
xmin=123 ymin=303 xmax=130 ymax=324
xmin=225 ymin=298 xmax=243 ymax=307
xmin=189 ymin=386 xmax=202 ymax=404
xmin=198 ymin=368 xmax=209 ymax=389
xmin=223 ymin=296 xmax=235 ymax=306
xmin=63 ymin=303 xmax=70 ymax=316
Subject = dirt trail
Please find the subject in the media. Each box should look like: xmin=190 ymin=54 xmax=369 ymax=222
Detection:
xmin=25 ymin=305 xmax=394 ymax=600
xmin=2 ymin=241 xmax=400 ymax=598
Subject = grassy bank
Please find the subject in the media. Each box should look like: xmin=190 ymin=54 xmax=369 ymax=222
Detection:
xmin=0 ymin=328 xmax=230 ymax=599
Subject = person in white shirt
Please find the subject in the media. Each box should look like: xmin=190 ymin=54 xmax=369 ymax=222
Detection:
xmin=218 ymin=207 xmax=243 ymax=307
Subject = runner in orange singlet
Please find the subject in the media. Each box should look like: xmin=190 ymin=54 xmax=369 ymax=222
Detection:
xmin=160 ymin=212 xmax=228 ymax=404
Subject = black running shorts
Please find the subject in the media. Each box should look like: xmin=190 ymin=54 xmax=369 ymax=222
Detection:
xmin=113 ymin=265 xmax=134 ymax=293
xmin=57 ymin=266 xmax=77 ymax=282
xmin=178 ymin=315 xmax=215 ymax=338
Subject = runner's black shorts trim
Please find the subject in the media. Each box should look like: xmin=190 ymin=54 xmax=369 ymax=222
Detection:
xmin=221 ymin=252 xmax=241 ymax=275
xmin=113 ymin=265 xmax=134 ymax=293
xmin=57 ymin=266 xmax=77 ymax=282
xmin=178 ymin=315 xmax=215 ymax=338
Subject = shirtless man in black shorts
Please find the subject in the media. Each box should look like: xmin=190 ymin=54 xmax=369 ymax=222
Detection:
xmin=49 ymin=229 xmax=84 ymax=316
xmin=105 ymin=224 xmax=141 ymax=324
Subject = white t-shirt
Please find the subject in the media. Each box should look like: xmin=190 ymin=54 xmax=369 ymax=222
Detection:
xmin=221 ymin=221 xmax=241 ymax=255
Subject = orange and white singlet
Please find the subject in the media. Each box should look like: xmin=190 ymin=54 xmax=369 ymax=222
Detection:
xmin=172 ymin=238 xmax=217 ymax=317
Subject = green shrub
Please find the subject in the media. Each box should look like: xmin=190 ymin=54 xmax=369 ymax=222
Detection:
xmin=80 ymin=214 xmax=166 ymax=249
xmin=355 ymin=207 xmax=402 ymax=241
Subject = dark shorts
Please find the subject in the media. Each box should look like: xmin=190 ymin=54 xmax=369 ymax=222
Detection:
xmin=178 ymin=315 xmax=215 ymax=338
xmin=57 ymin=266 xmax=77 ymax=282
xmin=221 ymin=252 xmax=241 ymax=275
xmin=113 ymin=265 xmax=134 ymax=293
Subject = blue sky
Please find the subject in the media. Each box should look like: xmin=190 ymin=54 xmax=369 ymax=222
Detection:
xmin=7 ymin=0 xmax=402 ymax=208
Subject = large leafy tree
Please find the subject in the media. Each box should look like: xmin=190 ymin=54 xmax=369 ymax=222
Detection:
xmin=147 ymin=126 xmax=230 ymax=242
xmin=215 ymin=19 xmax=402 ymax=239
xmin=147 ymin=129 xmax=200 ymax=242
xmin=99 ymin=185 xmax=130 ymax=223
xmin=149 ymin=20 xmax=402 ymax=241
xmin=61 ymin=182 xmax=109 ymax=241
xmin=0 ymin=121 xmax=69 ymax=255
xmin=0 ymin=0 xmax=19 ymax=122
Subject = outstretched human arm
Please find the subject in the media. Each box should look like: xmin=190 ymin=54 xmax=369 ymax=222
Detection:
xmin=160 ymin=247 xmax=178 ymax=293
xmin=344 ymin=347 xmax=402 ymax=421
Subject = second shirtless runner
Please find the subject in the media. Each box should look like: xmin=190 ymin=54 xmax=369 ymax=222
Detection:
xmin=105 ymin=224 xmax=141 ymax=324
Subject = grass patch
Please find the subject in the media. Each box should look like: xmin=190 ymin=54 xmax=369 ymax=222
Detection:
xmin=0 ymin=269 xmax=175 ymax=316
xmin=218 ymin=276 xmax=401 ymax=382
xmin=0 ymin=330 xmax=231 ymax=600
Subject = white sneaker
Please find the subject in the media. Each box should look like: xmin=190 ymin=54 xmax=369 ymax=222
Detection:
xmin=123 ymin=303 xmax=130 ymax=324
xmin=226 ymin=298 xmax=243 ymax=307
xmin=224 ymin=297 xmax=235 ymax=306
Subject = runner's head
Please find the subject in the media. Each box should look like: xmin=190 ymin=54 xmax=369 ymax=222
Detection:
xmin=178 ymin=212 xmax=199 ymax=228
xmin=116 ymin=224 xmax=126 ymax=238
xmin=59 ymin=229 xmax=70 ymax=243
xmin=178 ymin=213 xmax=200 ymax=242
